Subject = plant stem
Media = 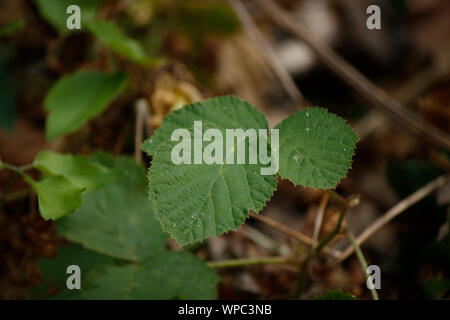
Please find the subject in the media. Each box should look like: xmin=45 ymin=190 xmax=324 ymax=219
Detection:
xmin=208 ymin=256 xmax=295 ymax=269
xmin=348 ymin=231 xmax=379 ymax=300
xmin=2 ymin=162 xmax=32 ymax=174
xmin=315 ymin=208 xmax=346 ymax=255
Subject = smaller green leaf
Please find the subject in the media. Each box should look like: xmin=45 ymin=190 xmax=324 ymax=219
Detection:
xmin=87 ymin=20 xmax=162 ymax=66
xmin=275 ymin=108 xmax=358 ymax=189
xmin=387 ymin=160 xmax=443 ymax=198
xmin=0 ymin=159 xmax=3 ymax=170
xmin=33 ymin=151 xmax=122 ymax=191
xmin=34 ymin=0 xmax=101 ymax=33
xmin=0 ymin=53 xmax=16 ymax=132
xmin=44 ymin=71 xmax=127 ymax=140
xmin=24 ymin=175 xmax=84 ymax=220
xmin=424 ymin=277 xmax=450 ymax=300
xmin=314 ymin=290 xmax=356 ymax=300
xmin=81 ymin=251 xmax=219 ymax=300
xmin=0 ymin=20 xmax=25 ymax=36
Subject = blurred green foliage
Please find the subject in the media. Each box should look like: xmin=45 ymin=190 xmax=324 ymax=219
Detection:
xmin=33 ymin=0 xmax=101 ymax=33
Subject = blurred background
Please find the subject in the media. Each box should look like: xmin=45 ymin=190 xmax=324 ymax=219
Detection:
xmin=0 ymin=0 xmax=449 ymax=299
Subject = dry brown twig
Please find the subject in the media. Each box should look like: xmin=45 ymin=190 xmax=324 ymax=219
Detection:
xmin=228 ymin=0 xmax=304 ymax=106
xmin=249 ymin=212 xmax=341 ymax=258
xmin=312 ymin=192 xmax=329 ymax=246
xmin=134 ymin=99 xmax=150 ymax=164
xmin=255 ymin=0 xmax=450 ymax=151
xmin=337 ymin=175 xmax=447 ymax=262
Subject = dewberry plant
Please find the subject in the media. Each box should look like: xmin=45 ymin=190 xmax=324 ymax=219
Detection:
xmin=0 ymin=0 xmax=361 ymax=300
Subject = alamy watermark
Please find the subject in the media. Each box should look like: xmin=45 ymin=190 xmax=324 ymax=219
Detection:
xmin=170 ymin=121 xmax=279 ymax=175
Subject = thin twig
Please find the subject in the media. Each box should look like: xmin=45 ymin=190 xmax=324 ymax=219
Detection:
xmin=208 ymin=255 xmax=295 ymax=268
xmin=348 ymin=231 xmax=379 ymax=300
xmin=338 ymin=175 xmax=447 ymax=262
xmin=256 ymin=0 xmax=450 ymax=151
xmin=249 ymin=212 xmax=341 ymax=258
xmin=135 ymin=99 xmax=149 ymax=164
xmin=312 ymin=192 xmax=329 ymax=245
xmin=228 ymin=0 xmax=303 ymax=106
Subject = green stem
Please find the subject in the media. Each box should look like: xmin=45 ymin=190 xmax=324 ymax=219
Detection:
xmin=296 ymin=204 xmax=347 ymax=298
xmin=315 ymin=208 xmax=346 ymax=254
xmin=2 ymin=162 xmax=32 ymax=175
xmin=208 ymin=256 xmax=295 ymax=269
xmin=348 ymin=231 xmax=379 ymax=300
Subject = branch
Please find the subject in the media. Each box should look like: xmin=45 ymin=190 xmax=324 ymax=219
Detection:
xmin=134 ymin=98 xmax=149 ymax=164
xmin=249 ymin=212 xmax=341 ymax=258
xmin=338 ymin=175 xmax=447 ymax=262
xmin=228 ymin=0 xmax=303 ymax=106
xmin=256 ymin=0 xmax=450 ymax=151
xmin=312 ymin=192 xmax=329 ymax=245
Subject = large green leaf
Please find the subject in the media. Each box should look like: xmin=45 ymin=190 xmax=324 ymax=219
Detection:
xmin=275 ymin=108 xmax=358 ymax=189
xmin=57 ymin=157 xmax=168 ymax=261
xmin=33 ymin=151 xmax=122 ymax=191
xmin=144 ymin=96 xmax=277 ymax=246
xmin=44 ymin=71 xmax=127 ymax=140
xmin=87 ymin=20 xmax=161 ymax=66
xmin=24 ymin=175 xmax=84 ymax=220
xmin=81 ymin=251 xmax=219 ymax=300
xmin=34 ymin=0 xmax=101 ymax=33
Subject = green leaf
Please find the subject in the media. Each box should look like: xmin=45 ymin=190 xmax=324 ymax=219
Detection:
xmin=33 ymin=151 xmax=122 ymax=191
xmin=81 ymin=251 xmax=219 ymax=299
xmin=145 ymin=96 xmax=277 ymax=246
xmin=0 ymin=20 xmax=25 ymax=37
xmin=424 ymin=277 xmax=450 ymax=300
xmin=174 ymin=0 xmax=239 ymax=37
xmin=0 ymin=159 xmax=3 ymax=170
xmin=87 ymin=20 xmax=162 ymax=66
xmin=387 ymin=160 xmax=443 ymax=198
xmin=34 ymin=0 xmax=101 ymax=33
xmin=24 ymin=175 xmax=84 ymax=220
xmin=275 ymin=108 xmax=358 ymax=189
xmin=0 ymin=52 xmax=15 ymax=132
xmin=44 ymin=71 xmax=127 ymax=140
xmin=31 ymin=244 xmax=115 ymax=299
xmin=314 ymin=290 xmax=356 ymax=300
xmin=57 ymin=157 xmax=168 ymax=261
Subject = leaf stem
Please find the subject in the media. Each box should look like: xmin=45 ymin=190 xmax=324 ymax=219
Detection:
xmin=315 ymin=208 xmax=346 ymax=255
xmin=348 ymin=231 xmax=379 ymax=300
xmin=208 ymin=256 xmax=295 ymax=269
